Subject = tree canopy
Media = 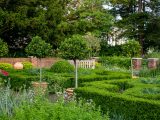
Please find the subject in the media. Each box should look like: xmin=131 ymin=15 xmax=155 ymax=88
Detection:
xmin=108 ymin=0 xmax=160 ymax=54
xmin=59 ymin=34 xmax=89 ymax=60
xmin=0 ymin=0 xmax=113 ymax=56
xmin=25 ymin=36 xmax=52 ymax=58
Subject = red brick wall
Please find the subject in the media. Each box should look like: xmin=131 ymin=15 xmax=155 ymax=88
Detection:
xmin=0 ymin=57 xmax=61 ymax=68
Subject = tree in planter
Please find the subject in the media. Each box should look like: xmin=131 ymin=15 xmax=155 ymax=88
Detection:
xmin=25 ymin=36 xmax=52 ymax=83
xmin=59 ymin=34 xmax=89 ymax=88
xmin=0 ymin=38 xmax=9 ymax=57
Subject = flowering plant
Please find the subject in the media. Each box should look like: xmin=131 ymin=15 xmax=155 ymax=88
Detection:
xmin=0 ymin=69 xmax=10 ymax=88
xmin=0 ymin=69 xmax=9 ymax=76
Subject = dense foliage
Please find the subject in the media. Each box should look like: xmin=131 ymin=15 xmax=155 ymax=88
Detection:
xmin=100 ymin=40 xmax=141 ymax=57
xmin=0 ymin=63 xmax=13 ymax=70
xmin=22 ymin=61 xmax=33 ymax=69
xmin=25 ymin=36 xmax=52 ymax=58
xmin=0 ymin=0 xmax=113 ymax=56
xmin=50 ymin=60 xmax=74 ymax=73
xmin=99 ymin=56 xmax=131 ymax=69
xmin=0 ymin=38 xmax=9 ymax=57
xmin=75 ymin=79 xmax=160 ymax=119
xmin=121 ymin=40 xmax=141 ymax=57
xmin=84 ymin=32 xmax=101 ymax=57
xmin=59 ymin=34 xmax=90 ymax=88
xmin=0 ymin=95 xmax=109 ymax=120
xmin=108 ymin=0 xmax=160 ymax=54
xmin=59 ymin=34 xmax=89 ymax=60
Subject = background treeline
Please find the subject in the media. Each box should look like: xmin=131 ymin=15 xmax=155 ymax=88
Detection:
xmin=0 ymin=0 xmax=160 ymax=57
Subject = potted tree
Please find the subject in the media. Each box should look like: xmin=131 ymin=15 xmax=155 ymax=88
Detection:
xmin=25 ymin=36 xmax=52 ymax=93
xmin=59 ymin=34 xmax=89 ymax=88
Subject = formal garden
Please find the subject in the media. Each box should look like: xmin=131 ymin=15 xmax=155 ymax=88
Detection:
xmin=1 ymin=36 xmax=160 ymax=119
xmin=1 ymin=0 xmax=160 ymax=120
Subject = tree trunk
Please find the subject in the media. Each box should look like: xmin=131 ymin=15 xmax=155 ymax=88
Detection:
xmin=74 ymin=59 xmax=78 ymax=88
xmin=138 ymin=0 xmax=144 ymax=56
xmin=40 ymin=58 xmax=42 ymax=83
xmin=138 ymin=0 xmax=143 ymax=12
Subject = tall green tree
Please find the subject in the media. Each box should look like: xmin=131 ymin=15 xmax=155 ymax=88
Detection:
xmin=108 ymin=0 xmax=160 ymax=54
xmin=0 ymin=0 xmax=113 ymax=56
xmin=0 ymin=0 xmax=67 ymax=55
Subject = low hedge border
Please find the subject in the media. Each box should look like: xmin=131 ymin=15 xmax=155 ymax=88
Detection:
xmin=75 ymin=79 xmax=160 ymax=120
xmin=75 ymin=87 xmax=160 ymax=120
xmin=1 ymin=69 xmax=74 ymax=91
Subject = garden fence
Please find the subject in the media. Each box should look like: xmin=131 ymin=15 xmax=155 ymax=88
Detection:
xmin=69 ymin=59 xmax=95 ymax=69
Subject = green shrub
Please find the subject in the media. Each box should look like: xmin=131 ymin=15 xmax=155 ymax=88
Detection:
xmin=75 ymin=80 xmax=160 ymax=120
xmin=124 ymin=86 xmax=160 ymax=100
xmin=2 ymin=96 xmax=109 ymax=120
xmin=99 ymin=56 xmax=131 ymax=69
xmin=50 ymin=60 xmax=74 ymax=73
xmin=145 ymin=51 xmax=160 ymax=58
xmin=0 ymin=63 xmax=13 ymax=70
xmin=140 ymin=77 xmax=160 ymax=84
xmin=78 ymin=71 xmax=131 ymax=86
xmin=0 ymin=87 xmax=34 ymax=117
xmin=22 ymin=61 xmax=33 ymax=69
xmin=1 ymin=69 xmax=73 ymax=91
xmin=100 ymin=44 xmax=122 ymax=56
xmin=139 ymin=68 xmax=160 ymax=77
xmin=143 ymin=87 xmax=160 ymax=94
xmin=100 ymin=40 xmax=141 ymax=57
xmin=121 ymin=40 xmax=141 ymax=57
xmin=45 ymin=74 xmax=73 ymax=93
xmin=6 ymin=74 xmax=38 ymax=90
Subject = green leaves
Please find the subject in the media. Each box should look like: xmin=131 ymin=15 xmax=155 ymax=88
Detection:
xmin=25 ymin=36 xmax=52 ymax=58
xmin=121 ymin=40 xmax=141 ymax=57
xmin=59 ymin=34 xmax=90 ymax=60
xmin=0 ymin=38 xmax=9 ymax=57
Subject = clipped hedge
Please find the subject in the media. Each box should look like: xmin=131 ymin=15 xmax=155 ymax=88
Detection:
xmin=124 ymin=85 xmax=160 ymax=100
xmin=78 ymin=71 xmax=131 ymax=85
xmin=75 ymin=79 xmax=160 ymax=120
xmin=2 ymin=69 xmax=73 ymax=91
xmin=0 ymin=63 xmax=13 ymax=70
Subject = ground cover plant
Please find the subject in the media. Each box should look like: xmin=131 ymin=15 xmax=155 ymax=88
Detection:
xmin=75 ymin=78 xmax=160 ymax=120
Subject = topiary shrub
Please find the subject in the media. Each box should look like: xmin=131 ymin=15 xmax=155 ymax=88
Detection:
xmin=59 ymin=34 xmax=90 ymax=88
xmin=50 ymin=60 xmax=74 ymax=73
xmin=0 ymin=63 xmax=13 ymax=70
xmin=22 ymin=62 xmax=33 ymax=69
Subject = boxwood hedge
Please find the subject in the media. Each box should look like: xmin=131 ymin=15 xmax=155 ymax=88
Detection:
xmin=75 ymin=79 xmax=160 ymax=120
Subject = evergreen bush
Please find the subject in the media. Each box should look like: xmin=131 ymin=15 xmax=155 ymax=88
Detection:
xmin=50 ymin=60 xmax=74 ymax=73
xmin=22 ymin=61 xmax=33 ymax=69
